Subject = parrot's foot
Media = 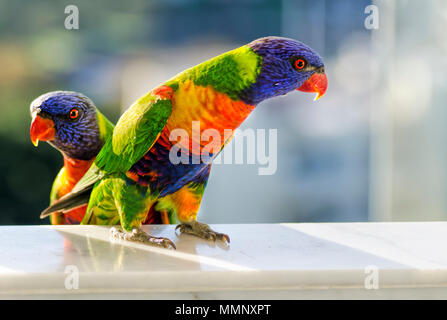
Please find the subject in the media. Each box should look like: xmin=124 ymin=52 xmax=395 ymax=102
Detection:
xmin=110 ymin=227 xmax=176 ymax=249
xmin=176 ymin=220 xmax=230 ymax=243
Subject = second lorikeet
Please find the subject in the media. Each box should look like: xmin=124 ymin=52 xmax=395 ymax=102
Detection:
xmin=30 ymin=91 xmax=114 ymax=224
xmin=30 ymin=91 xmax=169 ymax=225
xmin=42 ymin=36 xmax=327 ymax=248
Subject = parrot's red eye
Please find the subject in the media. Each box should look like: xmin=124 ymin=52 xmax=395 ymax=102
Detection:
xmin=295 ymin=59 xmax=306 ymax=70
xmin=69 ymin=108 xmax=79 ymax=120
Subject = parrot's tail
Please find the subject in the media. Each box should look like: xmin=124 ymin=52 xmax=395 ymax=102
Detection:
xmin=40 ymin=186 xmax=93 ymax=219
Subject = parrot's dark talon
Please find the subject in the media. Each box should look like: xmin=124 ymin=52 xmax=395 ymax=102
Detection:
xmin=148 ymin=236 xmax=176 ymax=249
xmin=164 ymin=239 xmax=176 ymax=249
xmin=208 ymin=233 xmax=217 ymax=241
xmin=176 ymin=221 xmax=230 ymax=244
xmin=109 ymin=227 xmax=176 ymax=249
xmin=217 ymin=233 xmax=230 ymax=244
xmin=211 ymin=232 xmax=230 ymax=243
xmin=175 ymin=223 xmax=192 ymax=235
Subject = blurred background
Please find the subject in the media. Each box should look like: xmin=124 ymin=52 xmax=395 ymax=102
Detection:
xmin=0 ymin=0 xmax=446 ymax=225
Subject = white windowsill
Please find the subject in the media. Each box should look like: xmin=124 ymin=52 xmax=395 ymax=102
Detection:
xmin=0 ymin=222 xmax=447 ymax=299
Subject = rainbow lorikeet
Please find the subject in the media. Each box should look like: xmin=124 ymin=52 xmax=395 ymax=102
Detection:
xmin=42 ymin=37 xmax=327 ymax=249
xmin=30 ymin=92 xmax=169 ymax=225
xmin=30 ymin=92 xmax=114 ymax=224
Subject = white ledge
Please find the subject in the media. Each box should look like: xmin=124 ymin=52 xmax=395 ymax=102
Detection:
xmin=1 ymin=222 xmax=447 ymax=299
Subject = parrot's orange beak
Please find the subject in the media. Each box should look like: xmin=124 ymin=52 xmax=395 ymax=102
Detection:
xmin=30 ymin=114 xmax=55 ymax=147
xmin=297 ymin=72 xmax=327 ymax=101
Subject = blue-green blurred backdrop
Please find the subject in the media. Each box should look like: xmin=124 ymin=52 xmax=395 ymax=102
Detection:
xmin=1 ymin=0 xmax=446 ymax=225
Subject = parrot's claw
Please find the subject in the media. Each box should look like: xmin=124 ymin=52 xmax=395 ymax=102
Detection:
xmin=110 ymin=227 xmax=176 ymax=249
xmin=175 ymin=221 xmax=230 ymax=244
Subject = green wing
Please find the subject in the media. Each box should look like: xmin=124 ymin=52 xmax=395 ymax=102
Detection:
xmin=72 ymin=92 xmax=173 ymax=193
xmin=96 ymin=109 xmax=115 ymax=144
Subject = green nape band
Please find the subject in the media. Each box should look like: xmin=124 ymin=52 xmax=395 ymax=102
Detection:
xmin=166 ymin=45 xmax=262 ymax=101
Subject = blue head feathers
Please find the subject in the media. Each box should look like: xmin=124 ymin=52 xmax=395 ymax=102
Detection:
xmin=30 ymin=91 xmax=104 ymax=160
xmin=241 ymin=36 xmax=326 ymax=105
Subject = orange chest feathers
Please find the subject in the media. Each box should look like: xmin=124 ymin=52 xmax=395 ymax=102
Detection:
xmin=52 ymin=157 xmax=93 ymax=225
